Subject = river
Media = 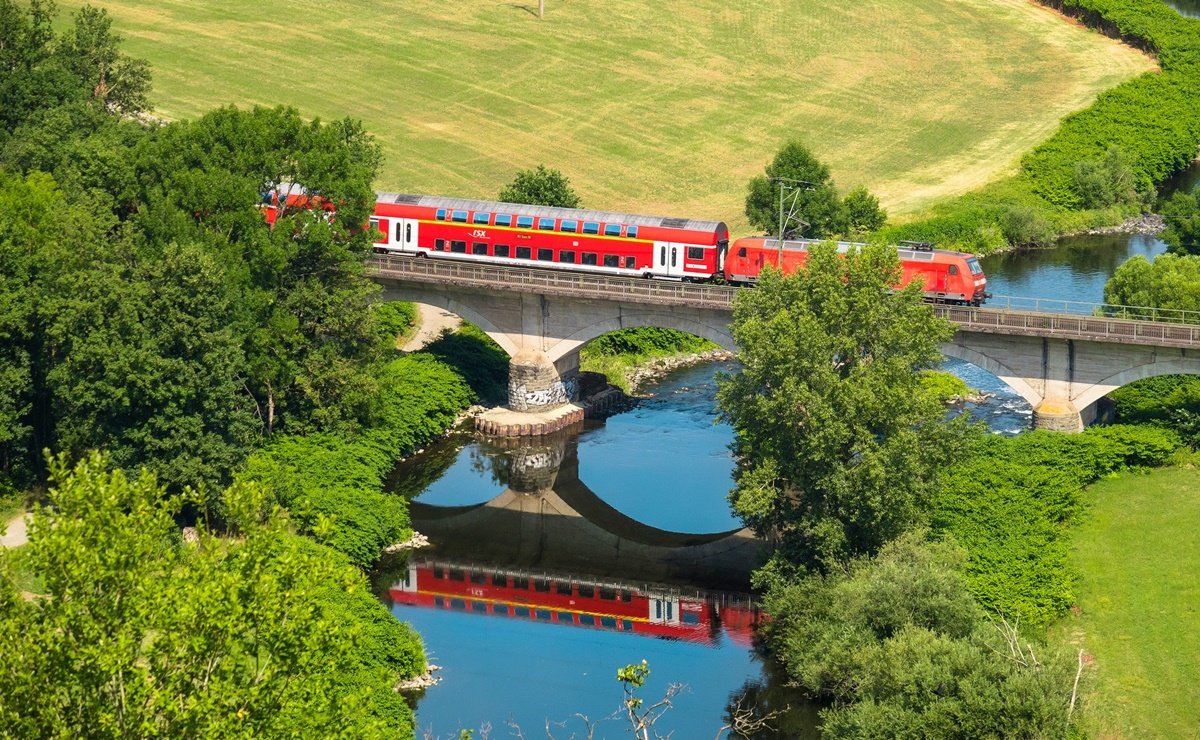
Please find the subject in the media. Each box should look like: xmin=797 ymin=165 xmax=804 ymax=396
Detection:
xmin=380 ymin=162 xmax=1200 ymax=738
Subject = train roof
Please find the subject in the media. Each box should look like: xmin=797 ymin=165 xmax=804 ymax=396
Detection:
xmin=754 ymin=237 xmax=977 ymax=261
xmin=376 ymin=192 xmax=728 ymax=234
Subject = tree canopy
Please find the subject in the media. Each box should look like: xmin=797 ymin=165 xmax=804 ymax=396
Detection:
xmin=1104 ymin=252 xmax=1200 ymax=314
xmin=716 ymin=242 xmax=960 ymax=570
xmin=1161 ymin=187 xmax=1200 ymax=255
xmin=497 ymin=164 xmax=581 ymax=208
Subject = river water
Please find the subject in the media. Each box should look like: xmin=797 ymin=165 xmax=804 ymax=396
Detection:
xmin=381 ymin=163 xmax=1200 ymax=738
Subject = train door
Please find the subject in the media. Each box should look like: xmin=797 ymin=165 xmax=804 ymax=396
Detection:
xmin=393 ymin=219 xmax=418 ymax=254
xmin=653 ymin=242 xmax=685 ymax=279
xmin=649 ymin=594 xmax=681 ymax=625
xmin=394 ymin=564 xmax=418 ymax=593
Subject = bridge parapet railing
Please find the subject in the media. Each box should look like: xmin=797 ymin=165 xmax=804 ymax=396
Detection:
xmin=936 ymin=305 xmax=1200 ymax=347
xmin=988 ymin=294 xmax=1200 ymax=325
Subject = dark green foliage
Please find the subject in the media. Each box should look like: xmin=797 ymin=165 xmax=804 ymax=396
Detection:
xmin=932 ymin=425 xmax=1180 ymax=628
xmin=718 ymin=242 xmax=962 ymax=569
xmin=1161 ymin=187 xmax=1200 ymax=254
xmin=242 ymin=354 xmax=472 ymax=567
xmin=841 ymin=186 xmax=888 ymax=237
xmin=999 ymin=204 xmax=1057 ymax=248
xmin=1073 ymin=146 xmax=1146 ymax=209
xmin=745 ymin=140 xmax=845 ymax=238
xmin=1110 ymin=374 xmax=1200 ymax=422
xmin=582 ymin=327 xmax=714 ymax=359
xmin=423 ymin=322 xmax=509 ymax=405
xmin=497 ymin=164 xmax=581 ymax=208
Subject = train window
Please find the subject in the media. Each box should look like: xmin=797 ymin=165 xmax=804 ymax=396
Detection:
xmin=968 ymin=258 xmax=983 ymax=274
xmin=624 ymin=256 xmax=636 ymax=269
xmin=516 ymin=246 xmax=532 ymax=259
xmin=738 ymin=247 xmax=747 ymax=257
xmin=557 ymin=612 xmax=573 ymax=623
xmin=560 ymin=220 xmax=578 ymax=233
xmin=535 ymin=609 xmax=552 ymax=621
xmin=579 ymin=614 xmax=596 ymax=626
xmin=471 ymin=601 xmax=488 ymax=613
xmin=513 ymin=606 xmax=529 ymax=617
xmin=470 ymin=572 xmax=487 ymax=585
xmin=473 ymin=212 xmax=489 ymax=225
xmin=538 ymin=218 xmax=555 ymax=231
xmin=555 ymin=581 xmax=572 ymax=595
xmin=537 ymin=248 xmax=553 ymax=261
xmin=434 ymin=596 xmax=445 ymax=607
xmin=450 ymin=598 xmax=466 ymax=610
xmin=603 ymin=254 xmax=619 ymax=268
xmin=494 ymin=244 xmax=510 ymax=257
xmin=583 ymin=222 xmax=600 ymax=235
xmin=406 ymin=223 xmax=412 ymax=242
xmin=517 ymin=216 xmax=534 ymax=229
xmin=450 ymin=240 xmax=467 ymax=253
xmin=433 ymin=566 xmax=445 ymax=579
xmin=559 ymin=250 xmax=576 ymax=264
xmin=491 ymin=573 xmax=507 ymax=586
xmin=511 ymin=576 xmax=528 ymax=590
xmin=451 ymin=210 xmax=468 ymax=223
xmin=948 ymin=265 xmax=959 ymax=275
xmin=620 ymin=590 xmax=632 ymax=602
xmin=660 ymin=246 xmax=666 ymax=263
xmin=436 ymin=208 xmax=446 ymax=220
xmin=581 ymin=252 xmax=597 ymax=266
xmin=494 ymin=604 xmax=509 ymax=616
xmin=599 ymin=587 xmax=616 ymax=600
xmin=534 ymin=579 xmax=551 ymax=593
xmin=368 ymin=217 xmax=383 ymax=241
xmin=472 ymin=242 xmax=488 ymax=255
xmin=495 ymin=214 xmax=513 ymax=227
xmin=604 ymin=224 xmax=621 ymax=237
xmin=627 ymin=225 xmax=639 ymax=238
xmin=670 ymin=249 xmax=677 ymax=267
xmin=448 ymin=568 xmax=465 ymax=581
xmin=687 ymin=246 xmax=705 ymax=260
xmin=682 ymin=611 xmax=701 ymax=625
xmin=434 ymin=239 xmax=446 ymax=251
xmin=600 ymin=616 xmax=617 ymax=628
xmin=392 ymin=222 xmax=402 ymax=241
xmin=578 ymin=584 xmax=595 ymax=598
xmin=621 ymin=620 xmax=633 ymax=631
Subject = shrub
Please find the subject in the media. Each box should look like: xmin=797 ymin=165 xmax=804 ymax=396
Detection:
xmin=423 ymin=322 xmax=509 ymax=404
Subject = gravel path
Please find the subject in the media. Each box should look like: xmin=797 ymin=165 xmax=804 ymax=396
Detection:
xmin=401 ymin=303 xmax=462 ymax=352
xmin=1 ymin=512 xmax=28 ymax=548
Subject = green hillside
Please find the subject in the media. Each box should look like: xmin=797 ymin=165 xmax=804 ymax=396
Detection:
xmin=65 ymin=0 xmax=1151 ymax=231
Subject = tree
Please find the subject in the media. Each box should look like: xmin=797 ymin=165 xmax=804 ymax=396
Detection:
xmin=716 ymin=242 xmax=961 ymax=570
xmin=840 ymin=186 xmax=887 ymax=237
xmin=744 ymin=140 xmax=843 ymax=239
xmin=1161 ymin=188 xmax=1200 ymax=255
xmin=54 ymin=4 xmax=151 ymax=115
xmin=1104 ymin=252 xmax=1200 ymax=315
xmin=498 ymin=164 xmax=581 ymax=208
xmin=1072 ymin=145 xmax=1146 ymax=210
xmin=0 ymin=452 xmax=420 ymax=738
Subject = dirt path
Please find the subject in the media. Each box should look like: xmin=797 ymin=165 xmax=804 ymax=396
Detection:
xmin=1 ymin=512 xmax=28 ymax=548
xmin=402 ymin=303 xmax=462 ymax=352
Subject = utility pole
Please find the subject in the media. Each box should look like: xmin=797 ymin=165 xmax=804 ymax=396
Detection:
xmin=770 ymin=178 xmax=815 ymax=268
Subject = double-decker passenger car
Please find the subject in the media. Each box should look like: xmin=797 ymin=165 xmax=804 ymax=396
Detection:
xmin=724 ymin=237 xmax=989 ymax=305
xmin=368 ymin=193 xmax=730 ymax=282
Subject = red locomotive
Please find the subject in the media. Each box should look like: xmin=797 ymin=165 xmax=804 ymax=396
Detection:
xmin=726 ymin=237 xmax=989 ymax=305
xmin=387 ymin=560 xmax=762 ymax=646
xmin=264 ymin=187 xmax=989 ymax=303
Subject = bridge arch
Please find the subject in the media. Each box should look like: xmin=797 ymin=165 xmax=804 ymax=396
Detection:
xmin=543 ymin=311 xmax=737 ymax=365
xmin=940 ymin=342 xmax=1041 ymax=408
xmin=1073 ymin=357 xmax=1200 ymax=411
xmin=378 ymin=288 xmax=519 ymax=358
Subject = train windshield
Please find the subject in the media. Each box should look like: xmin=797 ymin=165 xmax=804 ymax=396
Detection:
xmin=967 ymin=258 xmax=983 ymax=275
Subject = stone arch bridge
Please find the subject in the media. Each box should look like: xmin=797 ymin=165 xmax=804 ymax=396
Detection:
xmin=370 ymin=255 xmax=1200 ymax=432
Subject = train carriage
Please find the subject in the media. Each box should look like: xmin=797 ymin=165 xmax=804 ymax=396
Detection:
xmin=725 ymin=237 xmax=988 ymax=305
xmin=369 ymin=193 xmax=730 ymax=282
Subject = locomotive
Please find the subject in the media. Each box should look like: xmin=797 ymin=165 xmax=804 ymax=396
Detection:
xmin=268 ymin=188 xmax=989 ymax=304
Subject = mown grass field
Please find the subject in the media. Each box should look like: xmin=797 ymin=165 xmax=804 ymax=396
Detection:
xmin=1054 ymin=465 xmax=1200 ymax=738
xmin=64 ymin=0 xmax=1150 ymax=231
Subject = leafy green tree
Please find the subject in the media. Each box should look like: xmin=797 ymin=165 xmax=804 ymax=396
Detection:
xmin=54 ymin=4 xmax=150 ymax=115
xmin=840 ymin=185 xmax=887 ymax=237
xmin=1072 ymin=145 xmax=1146 ymax=210
xmin=497 ymin=164 xmax=581 ymax=208
xmin=716 ymin=242 xmax=961 ymax=569
xmin=1161 ymin=187 xmax=1200 ymax=255
xmin=745 ymin=140 xmax=844 ymax=238
xmin=0 ymin=452 xmax=421 ymax=738
xmin=1104 ymin=252 xmax=1200 ymax=314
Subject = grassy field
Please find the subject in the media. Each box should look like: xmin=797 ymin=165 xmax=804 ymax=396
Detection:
xmin=62 ymin=0 xmax=1150 ymax=231
xmin=1053 ymin=465 xmax=1200 ymax=738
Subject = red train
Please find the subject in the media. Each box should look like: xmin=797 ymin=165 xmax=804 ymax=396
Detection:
xmin=266 ymin=188 xmax=989 ymax=304
xmin=387 ymin=560 xmax=762 ymax=646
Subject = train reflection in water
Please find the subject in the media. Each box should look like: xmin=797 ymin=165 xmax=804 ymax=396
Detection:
xmin=388 ymin=559 xmax=762 ymax=647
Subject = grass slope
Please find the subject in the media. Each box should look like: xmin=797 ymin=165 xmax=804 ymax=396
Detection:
xmin=66 ymin=0 xmax=1149 ymax=230
xmin=1055 ymin=465 xmax=1200 ymax=738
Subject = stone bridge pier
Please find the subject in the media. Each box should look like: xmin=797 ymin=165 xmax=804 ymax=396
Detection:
xmin=376 ymin=281 xmax=736 ymax=427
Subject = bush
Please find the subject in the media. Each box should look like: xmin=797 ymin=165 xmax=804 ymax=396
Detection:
xmin=372 ymin=301 xmax=417 ymax=348
xmin=423 ymin=322 xmax=509 ymax=405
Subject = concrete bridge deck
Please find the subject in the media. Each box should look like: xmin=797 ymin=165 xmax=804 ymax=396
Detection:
xmin=368 ymin=254 xmax=1200 ymax=431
